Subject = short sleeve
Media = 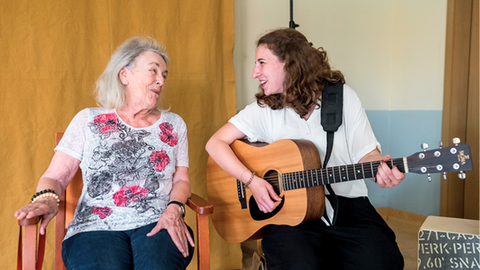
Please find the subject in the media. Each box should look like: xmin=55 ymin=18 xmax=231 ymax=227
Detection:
xmin=54 ymin=109 xmax=89 ymax=161
xmin=342 ymin=85 xmax=381 ymax=162
xmin=229 ymin=102 xmax=269 ymax=143
xmin=174 ymin=115 xmax=189 ymax=168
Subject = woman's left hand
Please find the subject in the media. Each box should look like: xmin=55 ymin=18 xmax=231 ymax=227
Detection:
xmin=359 ymin=149 xmax=405 ymax=188
xmin=146 ymin=204 xmax=194 ymax=258
xmin=375 ymin=154 xmax=405 ymax=188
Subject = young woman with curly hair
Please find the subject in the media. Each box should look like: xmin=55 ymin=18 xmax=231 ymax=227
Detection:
xmin=206 ymin=28 xmax=405 ymax=270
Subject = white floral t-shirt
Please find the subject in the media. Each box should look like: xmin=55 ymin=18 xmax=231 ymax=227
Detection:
xmin=56 ymin=107 xmax=189 ymax=240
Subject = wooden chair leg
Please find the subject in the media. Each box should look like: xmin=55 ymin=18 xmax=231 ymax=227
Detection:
xmin=18 ymin=217 xmax=44 ymax=270
xmin=187 ymin=193 xmax=213 ymax=270
xmin=196 ymin=213 xmax=210 ymax=270
xmin=23 ymin=224 xmax=37 ymax=270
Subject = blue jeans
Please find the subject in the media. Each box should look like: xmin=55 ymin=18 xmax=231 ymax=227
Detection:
xmin=62 ymin=222 xmax=194 ymax=270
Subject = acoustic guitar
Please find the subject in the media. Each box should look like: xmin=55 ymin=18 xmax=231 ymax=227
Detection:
xmin=206 ymin=139 xmax=473 ymax=243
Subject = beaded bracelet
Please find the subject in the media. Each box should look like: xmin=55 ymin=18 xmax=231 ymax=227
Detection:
xmin=245 ymin=172 xmax=256 ymax=188
xmin=31 ymin=189 xmax=60 ymax=206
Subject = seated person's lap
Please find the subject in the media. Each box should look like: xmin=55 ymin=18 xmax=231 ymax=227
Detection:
xmin=62 ymin=222 xmax=194 ymax=270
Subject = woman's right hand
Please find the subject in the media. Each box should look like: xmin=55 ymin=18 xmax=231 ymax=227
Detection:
xmin=205 ymin=123 xmax=282 ymax=212
xmin=247 ymin=176 xmax=282 ymax=213
xmin=14 ymin=151 xmax=79 ymax=235
xmin=14 ymin=197 xmax=59 ymax=235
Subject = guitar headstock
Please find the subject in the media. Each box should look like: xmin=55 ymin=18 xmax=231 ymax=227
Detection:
xmin=406 ymin=143 xmax=473 ymax=175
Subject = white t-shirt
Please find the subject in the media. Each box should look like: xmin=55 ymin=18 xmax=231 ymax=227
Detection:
xmin=229 ymin=84 xmax=380 ymax=221
xmin=56 ymin=107 xmax=189 ymax=240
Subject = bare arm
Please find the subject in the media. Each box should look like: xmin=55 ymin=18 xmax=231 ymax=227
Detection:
xmin=14 ymin=151 xmax=80 ymax=234
xmin=358 ymin=148 xmax=405 ymax=188
xmin=205 ymin=123 xmax=248 ymax=179
xmin=168 ymin=166 xmax=191 ymax=205
xmin=205 ymin=123 xmax=281 ymax=213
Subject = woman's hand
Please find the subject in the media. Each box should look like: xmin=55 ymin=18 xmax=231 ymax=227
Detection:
xmin=14 ymin=197 xmax=59 ymax=235
xmin=146 ymin=204 xmax=194 ymax=258
xmin=375 ymin=154 xmax=405 ymax=188
xmin=359 ymin=149 xmax=405 ymax=188
xmin=247 ymin=176 xmax=282 ymax=213
xmin=14 ymin=151 xmax=80 ymax=235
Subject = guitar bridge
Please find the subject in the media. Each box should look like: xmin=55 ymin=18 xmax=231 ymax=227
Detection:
xmin=237 ymin=179 xmax=248 ymax=209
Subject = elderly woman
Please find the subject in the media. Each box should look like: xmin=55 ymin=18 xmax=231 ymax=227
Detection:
xmin=15 ymin=36 xmax=193 ymax=270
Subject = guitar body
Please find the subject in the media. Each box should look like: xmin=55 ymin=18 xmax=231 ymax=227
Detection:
xmin=206 ymin=139 xmax=325 ymax=243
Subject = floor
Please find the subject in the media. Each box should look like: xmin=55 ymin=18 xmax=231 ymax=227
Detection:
xmin=241 ymin=207 xmax=427 ymax=270
xmin=377 ymin=207 xmax=427 ymax=270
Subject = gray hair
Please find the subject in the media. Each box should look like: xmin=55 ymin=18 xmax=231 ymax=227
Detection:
xmin=95 ymin=36 xmax=169 ymax=109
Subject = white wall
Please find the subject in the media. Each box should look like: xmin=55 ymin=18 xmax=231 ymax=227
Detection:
xmin=234 ymin=0 xmax=447 ymax=111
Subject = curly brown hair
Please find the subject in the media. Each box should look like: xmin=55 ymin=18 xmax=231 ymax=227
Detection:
xmin=255 ymin=28 xmax=345 ymax=118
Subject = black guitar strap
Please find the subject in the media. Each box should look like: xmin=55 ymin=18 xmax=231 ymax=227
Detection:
xmin=320 ymin=81 xmax=343 ymax=225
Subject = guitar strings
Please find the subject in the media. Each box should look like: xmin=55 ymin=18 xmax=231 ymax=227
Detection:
xmin=254 ymin=159 xmax=403 ymax=189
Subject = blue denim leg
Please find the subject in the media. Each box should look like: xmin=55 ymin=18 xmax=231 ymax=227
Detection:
xmin=62 ymin=230 xmax=133 ymax=270
xmin=131 ymin=222 xmax=195 ymax=270
xmin=61 ymin=223 xmax=194 ymax=270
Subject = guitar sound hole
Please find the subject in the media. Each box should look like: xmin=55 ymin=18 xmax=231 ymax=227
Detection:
xmin=249 ymin=170 xmax=284 ymax=221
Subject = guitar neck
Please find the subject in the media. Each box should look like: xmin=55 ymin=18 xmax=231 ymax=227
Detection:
xmin=281 ymin=158 xmax=406 ymax=191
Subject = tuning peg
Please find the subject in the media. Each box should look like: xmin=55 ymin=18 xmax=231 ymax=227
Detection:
xmin=427 ymin=173 xmax=432 ymax=182
xmin=421 ymin=143 xmax=429 ymax=151
xmin=458 ymin=171 xmax=466 ymax=179
xmin=443 ymin=172 xmax=447 ymax=180
xmin=452 ymin=137 xmax=461 ymax=146
xmin=439 ymin=141 xmax=443 ymax=148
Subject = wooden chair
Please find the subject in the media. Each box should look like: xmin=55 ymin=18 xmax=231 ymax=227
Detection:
xmin=17 ymin=132 xmax=214 ymax=270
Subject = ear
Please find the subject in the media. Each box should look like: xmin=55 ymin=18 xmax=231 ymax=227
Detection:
xmin=119 ymin=67 xmax=129 ymax=85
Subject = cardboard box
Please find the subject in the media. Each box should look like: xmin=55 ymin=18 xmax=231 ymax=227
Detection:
xmin=418 ymin=216 xmax=480 ymax=269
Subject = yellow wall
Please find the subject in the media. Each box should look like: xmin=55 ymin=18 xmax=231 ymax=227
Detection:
xmin=1 ymin=1 xmax=240 ymax=269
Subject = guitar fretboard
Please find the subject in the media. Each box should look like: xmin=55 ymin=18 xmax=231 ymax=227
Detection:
xmin=281 ymin=158 xmax=406 ymax=191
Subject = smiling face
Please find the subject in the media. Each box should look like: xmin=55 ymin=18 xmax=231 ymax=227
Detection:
xmin=119 ymin=50 xmax=168 ymax=111
xmin=252 ymin=44 xmax=286 ymax=96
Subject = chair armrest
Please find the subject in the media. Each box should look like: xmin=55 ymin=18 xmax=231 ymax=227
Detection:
xmin=187 ymin=193 xmax=214 ymax=215
xmin=18 ymin=216 xmax=41 ymax=226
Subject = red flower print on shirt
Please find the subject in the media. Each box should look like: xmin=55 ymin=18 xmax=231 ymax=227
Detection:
xmin=149 ymin=150 xmax=170 ymax=172
xmin=113 ymin=186 xmax=149 ymax=207
xmin=159 ymin=132 xmax=178 ymax=147
xmin=93 ymin=113 xmax=118 ymax=134
xmin=159 ymin=122 xmax=174 ymax=133
xmin=92 ymin=206 xmax=113 ymax=219
xmin=159 ymin=122 xmax=178 ymax=146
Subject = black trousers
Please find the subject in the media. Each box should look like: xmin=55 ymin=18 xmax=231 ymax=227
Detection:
xmin=261 ymin=196 xmax=404 ymax=270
